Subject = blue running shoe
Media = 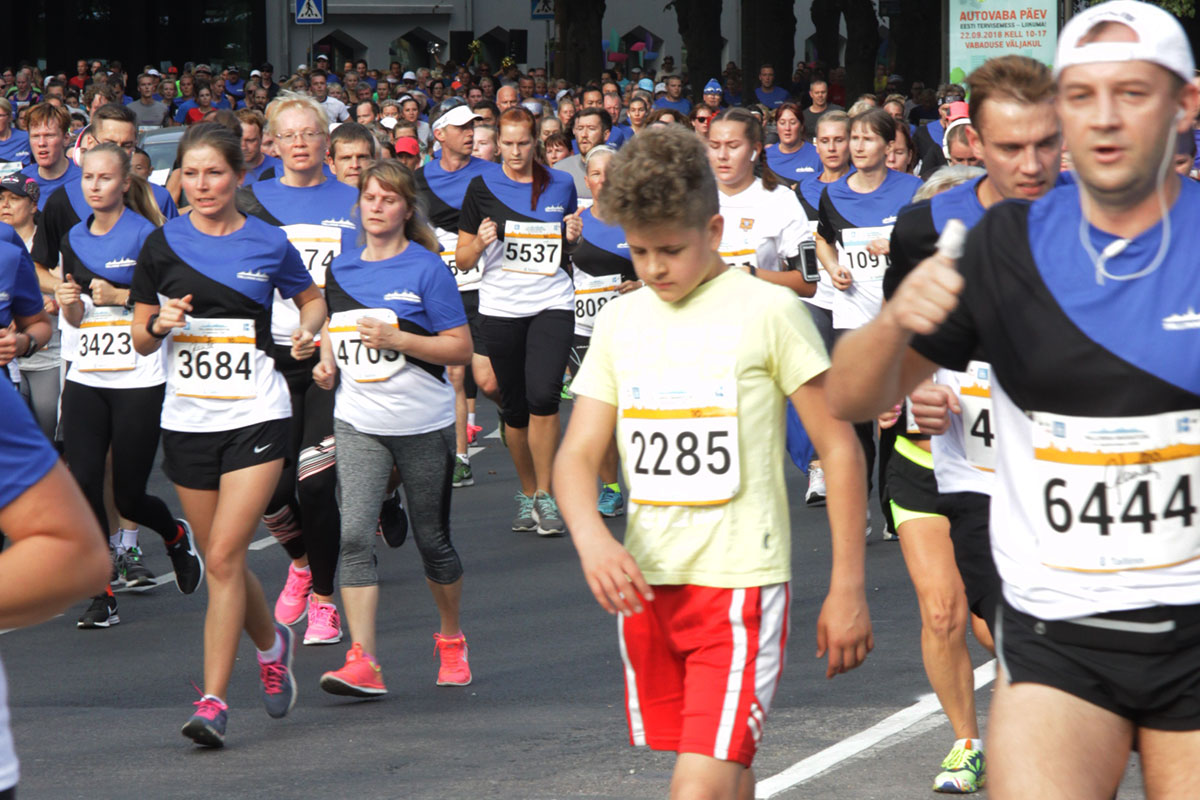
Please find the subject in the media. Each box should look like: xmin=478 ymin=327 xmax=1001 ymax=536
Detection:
xmin=597 ymin=486 xmax=624 ymax=518
xmin=182 ymin=696 xmax=228 ymax=748
xmin=258 ymin=622 xmax=298 ymax=718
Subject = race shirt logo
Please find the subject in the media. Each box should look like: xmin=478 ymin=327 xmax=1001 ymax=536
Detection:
xmin=739 ymin=218 xmax=754 ymax=231
xmin=1162 ymin=308 xmax=1200 ymax=331
xmin=321 ymin=218 xmax=356 ymax=229
xmin=383 ymin=290 xmax=422 ymax=303
xmin=237 ymin=270 xmax=270 ymax=282
xmin=104 ymin=257 xmax=137 ymax=270
xmin=544 ymin=204 xmax=565 ymax=213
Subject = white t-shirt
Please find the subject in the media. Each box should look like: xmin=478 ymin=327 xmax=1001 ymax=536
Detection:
xmin=717 ymin=179 xmax=811 ymax=273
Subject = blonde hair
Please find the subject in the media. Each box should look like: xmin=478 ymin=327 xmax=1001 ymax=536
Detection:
xmin=81 ymin=143 xmax=165 ymax=226
xmin=598 ymin=124 xmax=717 ymax=231
xmin=912 ymin=165 xmax=984 ymax=202
xmin=265 ymin=90 xmax=330 ymax=135
xmin=355 ymin=160 xmax=439 ymax=252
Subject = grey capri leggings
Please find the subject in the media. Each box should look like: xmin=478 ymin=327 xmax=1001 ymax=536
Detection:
xmin=334 ymin=418 xmax=462 ymax=588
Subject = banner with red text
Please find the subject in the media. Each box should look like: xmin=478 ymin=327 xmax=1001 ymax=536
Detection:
xmin=948 ymin=0 xmax=1057 ymax=86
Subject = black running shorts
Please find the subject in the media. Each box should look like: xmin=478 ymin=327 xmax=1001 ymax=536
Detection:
xmin=163 ymin=418 xmax=291 ymax=490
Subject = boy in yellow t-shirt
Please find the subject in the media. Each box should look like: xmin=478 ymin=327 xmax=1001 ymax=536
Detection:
xmin=553 ymin=125 xmax=872 ymax=800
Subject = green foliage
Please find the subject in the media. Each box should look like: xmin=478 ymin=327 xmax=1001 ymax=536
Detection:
xmin=1082 ymin=0 xmax=1194 ymax=17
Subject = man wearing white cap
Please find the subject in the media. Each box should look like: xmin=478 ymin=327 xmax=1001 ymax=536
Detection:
xmin=415 ymin=104 xmax=504 ymax=488
xmin=824 ymin=2 xmax=1200 ymax=796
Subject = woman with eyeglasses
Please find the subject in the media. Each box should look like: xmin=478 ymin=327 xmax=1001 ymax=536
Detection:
xmin=235 ymin=92 xmax=365 ymax=649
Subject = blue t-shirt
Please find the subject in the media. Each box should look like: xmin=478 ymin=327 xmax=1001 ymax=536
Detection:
xmin=65 ymin=209 xmax=157 ymax=287
xmin=244 ymin=155 xmax=282 ymax=184
xmin=21 ymin=161 xmax=81 ymax=211
xmin=0 ymin=240 xmax=43 ymax=328
xmin=0 ymin=378 xmax=59 ymax=507
xmin=765 ymin=142 xmax=822 ymax=181
xmin=604 ymin=127 xmax=626 ymax=149
xmin=755 ymin=86 xmax=791 ymax=110
xmin=654 ymin=97 xmax=692 ymax=115
xmin=0 ymin=131 xmax=31 ymax=167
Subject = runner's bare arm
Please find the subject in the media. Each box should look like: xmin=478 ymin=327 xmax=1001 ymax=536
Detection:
xmin=792 ymin=372 xmax=873 ymax=677
xmin=554 ymin=395 xmax=653 ymax=617
xmin=0 ymin=461 xmax=110 ymax=628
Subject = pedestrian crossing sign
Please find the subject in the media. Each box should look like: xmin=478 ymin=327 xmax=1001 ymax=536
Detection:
xmin=296 ymin=0 xmax=324 ymax=24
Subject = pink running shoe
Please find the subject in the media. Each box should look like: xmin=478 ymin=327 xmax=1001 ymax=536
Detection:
xmin=467 ymin=424 xmax=483 ymax=444
xmin=303 ymin=596 xmax=343 ymax=645
xmin=274 ymin=565 xmax=312 ymax=626
xmin=320 ymin=643 xmax=386 ymax=697
xmin=434 ymin=632 xmax=472 ymax=686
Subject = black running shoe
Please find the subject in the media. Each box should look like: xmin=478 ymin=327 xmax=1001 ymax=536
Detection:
xmin=77 ymin=594 xmax=119 ymax=628
xmin=378 ymin=492 xmax=408 ymax=548
xmin=120 ymin=546 xmax=157 ymax=588
xmin=167 ymin=519 xmax=204 ymax=594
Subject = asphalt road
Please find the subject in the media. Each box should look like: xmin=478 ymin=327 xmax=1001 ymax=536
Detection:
xmin=3 ymin=399 xmax=1147 ymax=799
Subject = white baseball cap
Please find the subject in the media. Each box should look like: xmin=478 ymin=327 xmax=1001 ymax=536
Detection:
xmin=1054 ymin=0 xmax=1194 ymax=83
xmin=432 ymin=104 xmax=483 ymax=131
xmin=654 ymin=82 xmax=667 ymax=94
xmin=403 ymin=71 xmax=418 ymax=81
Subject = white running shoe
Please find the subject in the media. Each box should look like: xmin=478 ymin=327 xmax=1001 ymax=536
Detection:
xmin=805 ymin=465 xmax=827 ymax=506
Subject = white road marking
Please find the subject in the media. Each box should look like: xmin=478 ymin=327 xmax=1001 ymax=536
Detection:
xmin=249 ymin=537 xmax=277 ymax=551
xmin=485 ymin=426 xmax=501 ymax=439
xmin=755 ymin=660 xmax=997 ymax=798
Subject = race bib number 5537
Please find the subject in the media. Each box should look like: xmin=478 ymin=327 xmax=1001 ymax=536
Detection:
xmin=501 ymin=220 xmax=561 ymax=276
xmin=620 ymin=381 xmax=740 ymax=506
xmin=1028 ymin=409 xmax=1200 ymax=573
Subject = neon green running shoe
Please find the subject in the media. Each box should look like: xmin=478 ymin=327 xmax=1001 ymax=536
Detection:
xmin=933 ymin=741 xmax=985 ymax=793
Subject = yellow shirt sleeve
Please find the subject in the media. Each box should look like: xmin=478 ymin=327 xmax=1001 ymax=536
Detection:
xmin=767 ymin=297 xmax=831 ymax=396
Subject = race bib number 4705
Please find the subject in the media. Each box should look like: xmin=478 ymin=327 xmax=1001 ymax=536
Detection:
xmin=1028 ymin=409 xmax=1200 ymax=573
xmin=328 ymin=309 xmax=405 ymax=383
xmin=620 ymin=380 xmax=740 ymax=506
xmin=171 ymin=318 xmax=256 ymax=399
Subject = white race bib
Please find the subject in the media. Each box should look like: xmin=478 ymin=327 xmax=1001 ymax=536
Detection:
xmin=959 ymin=361 xmax=995 ymax=472
xmin=1027 ymin=409 xmax=1200 ymax=573
xmin=283 ymin=223 xmax=341 ymax=289
xmin=720 ymin=249 xmax=758 ymax=270
xmin=838 ymin=226 xmax=892 ymax=284
xmin=76 ymin=306 xmax=135 ymax=372
xmin=328 ymin=309 xmax=405 ymax=383
xmin=171 ymin=318 xmax=256 ymax=399
xmin=501 ymin=220 xmax=562 ymax=276
xmin=573 ymin=271 xmax=621 ymax=329
xmin=442 ymin=250 xmax=481 ymax=290
xmin=620 ymin=380 xmax=740 ymax=506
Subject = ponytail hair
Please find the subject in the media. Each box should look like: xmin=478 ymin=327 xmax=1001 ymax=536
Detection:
xmin=81 ymin=142 xmax=165 ymax=226
xmin=499 ymin=106 xmax=550 ymax=210
xmin=712 ymin=106 xmax=779 ymax=192
xmin=355 ymin=159 xmax=440 ymax=253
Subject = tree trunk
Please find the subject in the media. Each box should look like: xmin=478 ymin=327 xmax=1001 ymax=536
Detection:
xmin=669 ymin=0 xmax=724 ymax=104
xmin=554 ymin=0 xmax=606 ymax=85
xmin=810 ymin=0 xmax=842 ymax=69
xmin=889 ymin=0 xmax=941 ymax=90
xmin=840 ymin=0 xmax=880 ymax=99
xmin=741 ymin=0 xmax=795 ymax=101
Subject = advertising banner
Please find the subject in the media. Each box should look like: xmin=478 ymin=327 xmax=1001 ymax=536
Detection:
xmin=948 ymin=1 xmax=1058 ymax=85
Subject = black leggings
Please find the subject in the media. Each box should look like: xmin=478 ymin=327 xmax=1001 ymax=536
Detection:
xmin=265 ymin=348 xmax=341 ymax=597
xmin=480 ymin=309 xmax=573 ymax=428
xmin=61 ymin=381 xmax=176 ymax=545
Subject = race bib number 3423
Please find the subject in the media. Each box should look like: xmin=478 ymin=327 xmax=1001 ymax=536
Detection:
xmin=1028 ymin=409 xmax=1200 ymax=573
xmin=77 ymin=305 xmax=135 ymax=372
xmin=620 ymin=381 xmax=740 ymax=506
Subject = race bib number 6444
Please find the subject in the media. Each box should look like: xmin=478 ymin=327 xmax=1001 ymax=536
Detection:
xmin=1028 ymin=409 xmax=1200 ymax=573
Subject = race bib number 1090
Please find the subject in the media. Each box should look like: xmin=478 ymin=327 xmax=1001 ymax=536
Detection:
xmin=1028 ymin=409 xmax=1200 ymax=573
xmin=620 ymin=381 xmax=740 ymax=506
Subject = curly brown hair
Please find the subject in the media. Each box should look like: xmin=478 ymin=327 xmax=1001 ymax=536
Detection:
xmin=597 ymin=125 xmax=717 ymax=231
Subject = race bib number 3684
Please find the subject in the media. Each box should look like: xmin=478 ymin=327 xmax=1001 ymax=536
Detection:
xmin=1028 ymin=409 xmax=1200 ymax=573
xmin=171 ymin=318 xmax=256 ymax=399
xmin=620 ymin=381 xmax=740 ymax=506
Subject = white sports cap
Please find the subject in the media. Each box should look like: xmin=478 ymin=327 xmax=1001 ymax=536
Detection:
xmin=432 ymin=104 xmax=483 ymax=131
xmin=654 ymin=82 xmax=667 ymax=94
xmin=1054 ymin=0 xmax=1194 ymax=82
xmin=379 ymin=116 xmax=398 ymax=130
xmin=403 ymin=71 xmax=418 ymax=81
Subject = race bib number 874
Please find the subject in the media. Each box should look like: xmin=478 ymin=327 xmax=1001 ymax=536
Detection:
xmin=1028 ymin=409 xmax=1200 ymax=573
